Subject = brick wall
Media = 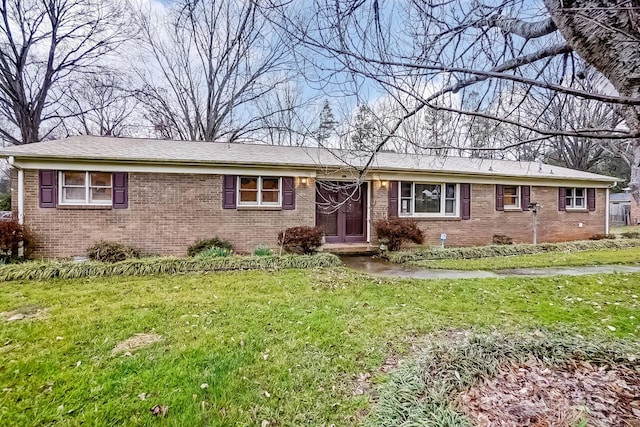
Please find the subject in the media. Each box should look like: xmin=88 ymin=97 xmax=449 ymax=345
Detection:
xmin=13 ymin=169 xmax=607 ymax=258
xmin=15 ymin=170 xmax=316 ymax=258
xmin=369 ymin=183 xmax=606 ymax=246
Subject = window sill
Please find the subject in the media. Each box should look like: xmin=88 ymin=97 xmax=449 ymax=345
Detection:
xmin=565 ymin=208 xmax=589 ymax=213
xmin=399 ymin=215 xmax=461 ymax=221
xmin=56 ymin=205 xmax=112 ymax=210
xmin=503 ymin=207 xmax=523 ymax=212
xmin=236 ymin=205 xmax=282 ymax=211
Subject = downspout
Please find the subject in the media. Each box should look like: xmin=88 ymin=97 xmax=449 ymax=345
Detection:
xmin=8 ymin=156 xmax=24 ymax=225
xmin=605 ymin=183 xmax=614 ymax=235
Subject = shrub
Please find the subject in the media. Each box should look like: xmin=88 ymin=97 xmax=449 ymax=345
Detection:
xmin=0 ymin=253 xmax=342 ymax=281
xmin=375 ymin=218 xmax=425 ymax=251
xmin=0 ymin=220 xmax=26 ymax=262
xmin=589 ymin=233 xmax=616 ymax=240
xmin=277 ymin=226 xmax=323 ymax=254
xmin=253 ymin=245 xmax=272 ymax=256
xmin=187 ymin=237 xmax=233 ymax=257
xmin=492 ymin=234 xmax=513 ymax=245
xmin=622 ymin=231 xmax=640 ymax=239
xmin=196 ymin=246 xmax=233 ymax=258
xmin=87 ymin=241 xmax=141 ymax=263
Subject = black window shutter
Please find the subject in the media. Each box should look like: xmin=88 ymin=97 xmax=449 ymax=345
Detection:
xmin=39 ymin=170 xmax=57 ymax=208
xmin=222 ymin=175 xmax=237 ymax=209
xmin=521 ymin=185 xmax=531 ymax=211
xmin=112 ymin=172 xmax=128 ymax=209
xmin=388 ymin=181 xmax=398 ymax=218
xmin=587 ymin=188 xmax=596 ymax=211
xmin=282 ymin=177 xmax=295 ymax=210
xmin=495 ymin=184 xmax=504 ymax=211
xmin=461 ymin=183 xmax=471 ymax=220
xmin=558 ymin=187 xmax=566 ymax=211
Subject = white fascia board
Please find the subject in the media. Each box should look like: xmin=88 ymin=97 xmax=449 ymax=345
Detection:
xmin=12 ymin=159 xmax=317 ymax=178
xmin=370 ymin=171 xmax=616 ymax=188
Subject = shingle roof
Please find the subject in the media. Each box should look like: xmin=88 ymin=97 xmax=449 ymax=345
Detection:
xmin=0 ymin=135 xmax=617 ymax=183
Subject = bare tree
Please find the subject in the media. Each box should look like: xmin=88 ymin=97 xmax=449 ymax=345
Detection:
xmin=268 ymin=0 xmax=640 ymax=197
xmin=135 ymin=0 xmax=293 ymax=142
xmin=58 ymin=73 xmax=139 ymax=137
xmin=0 ymin=0 xmax=131 ymax=144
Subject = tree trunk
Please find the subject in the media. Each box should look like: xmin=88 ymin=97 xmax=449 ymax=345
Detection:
xmin=544 ymin=0 xmax=640 ymax=201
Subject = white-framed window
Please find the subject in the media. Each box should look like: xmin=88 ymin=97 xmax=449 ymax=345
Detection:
xmin=503 ymin=185 xmax=520 ymax=209
xmin=238 ymin=176 xmax=281 ymax=206
xmin=566 ymin=187 xmax=586 ymax=209
xmin=59 ymin=171 xmax=112 ymax=205
xmin=399 ymin=182 xmax=458 ymax=216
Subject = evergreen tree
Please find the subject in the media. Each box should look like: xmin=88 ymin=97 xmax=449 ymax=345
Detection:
xmin=316 ymin=100 xmax=337 ymax=144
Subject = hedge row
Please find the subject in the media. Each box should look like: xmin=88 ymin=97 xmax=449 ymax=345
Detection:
xmin=386 ymin=239 xmax=640 ymax=264
xmin=0 ymin=253 xmax=341 ymax=282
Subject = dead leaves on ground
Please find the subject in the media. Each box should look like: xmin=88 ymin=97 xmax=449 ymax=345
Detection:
xmin=459 ymin=360 xmax=640 ymax=427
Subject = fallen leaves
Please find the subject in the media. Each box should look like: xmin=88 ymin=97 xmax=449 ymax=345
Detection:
xmin=111 ymin=333 xmax=163 ymax=355
xmin=459 ymin=360 xmax=640 ymax=427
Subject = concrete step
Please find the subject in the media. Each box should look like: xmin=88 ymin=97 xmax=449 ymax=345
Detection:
xmin=320 ymin=243 xmax=380 ymax=255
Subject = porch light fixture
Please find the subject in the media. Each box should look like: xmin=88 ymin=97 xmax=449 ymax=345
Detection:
xmin=380 ymin=180 xmax=388 ymax=189
xmin=300 ymin=177 xmax=308 ymax=186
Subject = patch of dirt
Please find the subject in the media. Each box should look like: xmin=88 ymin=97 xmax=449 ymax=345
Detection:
xmin=111 ymin=333 xmax=163 ymax=355
xmin=0 ymin=305 xmax=47 ymax=322
xmin=459 ymin=360 xmax=640 ymax=427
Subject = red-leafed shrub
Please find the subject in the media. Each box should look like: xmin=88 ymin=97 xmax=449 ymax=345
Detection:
xmin=0 ymin=219 xmax=26 ymax=262
xmin=277 ymin=226 xmax=323 ymax=254
xmin=375 ymin=218 xmax=424 ymax=251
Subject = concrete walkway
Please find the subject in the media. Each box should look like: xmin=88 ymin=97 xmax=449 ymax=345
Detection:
xmin=340 ymin=256 xmax=640 ymax=280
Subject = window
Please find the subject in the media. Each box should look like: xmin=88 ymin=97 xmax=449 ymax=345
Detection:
xmin=565 ymin=187 xmax=586 ymax=209
xmin=399 ymin=182 xmax=458 ymax=216
xmin=503 ymin=185 xmax=520 ymax=209
xmin=59 ymin=171 xmax=112 ymax=205
xmin=238 ymin=176 xmax=281 ymax=206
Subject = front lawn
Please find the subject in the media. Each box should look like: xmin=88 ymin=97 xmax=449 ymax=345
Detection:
xmin=1 ymin=269 xmax=638 ymax=425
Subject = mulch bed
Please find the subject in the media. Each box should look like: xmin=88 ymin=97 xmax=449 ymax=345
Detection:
xmin=459 ymin=360 xmax=640 ymax=426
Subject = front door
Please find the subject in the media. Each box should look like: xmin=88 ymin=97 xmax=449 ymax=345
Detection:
xmin=316 ymin=181 xmax=368 ymax=243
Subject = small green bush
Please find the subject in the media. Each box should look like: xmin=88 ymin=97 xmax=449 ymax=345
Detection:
xmin=196 ymin=246 xmax=233 ymax=258
xmin=0 ymin=253 xmax=342 ymax=281
xmin=589 ymin=233 xmax=616 ymax=240
xmin=375 ymin=218 xmax=424 ymax=251
xmin=621 ymin=231 xmax=640 ymax=239
xmin=253 ymin=245 xmax=272 ymax=256
xmin=87 ymin=241 xmax=141 ymax=263
xmin=0 ymin=219 xmax=26 ymax=262
xmin=278 ymin=226 xmax=323 ymax=254
xmin=187 ymin=237 xmax=233 ymax=256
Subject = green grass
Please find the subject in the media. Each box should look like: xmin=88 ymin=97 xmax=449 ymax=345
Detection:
xmin=409 ymin=246 xmax=640 ymax=270
xmin=1 ymin=269 xmax=639 ymax=425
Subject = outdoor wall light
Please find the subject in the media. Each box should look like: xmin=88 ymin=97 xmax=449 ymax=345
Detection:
xmin=300 ymin=177 xmax=308 ymax=186
xmin=380 ymin=180 xmax=388 ymax=189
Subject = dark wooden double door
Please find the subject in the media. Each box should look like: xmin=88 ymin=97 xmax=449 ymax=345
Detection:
xmin=316 ymin=181 xmax=368 ymax=243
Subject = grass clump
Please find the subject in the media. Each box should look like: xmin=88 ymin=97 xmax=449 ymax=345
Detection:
xmin=252 ymin=245 xmax=272 ymax=256
xmin=196 ymin=246 xmax=233 ymax=258
xmin=387 ymin=239 xmax=640 ymax=264
xmin=187 ymin=237 xmax=233 ymax=257
xmin=0 ymin=253 xmax=341 ymax=281
xmin=86 ymin=241 xmax=141 ymax=263
xmin=621 ymin=231 xmax=640 ymax=239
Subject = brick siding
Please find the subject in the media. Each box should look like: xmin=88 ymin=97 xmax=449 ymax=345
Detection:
xmin=370 ymin=183 xmax=606 ymax=246
xmin=14 ymin=170 xmax=315 ymax=258
xmin=13 ymin=170 xmax=607 ymax=258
